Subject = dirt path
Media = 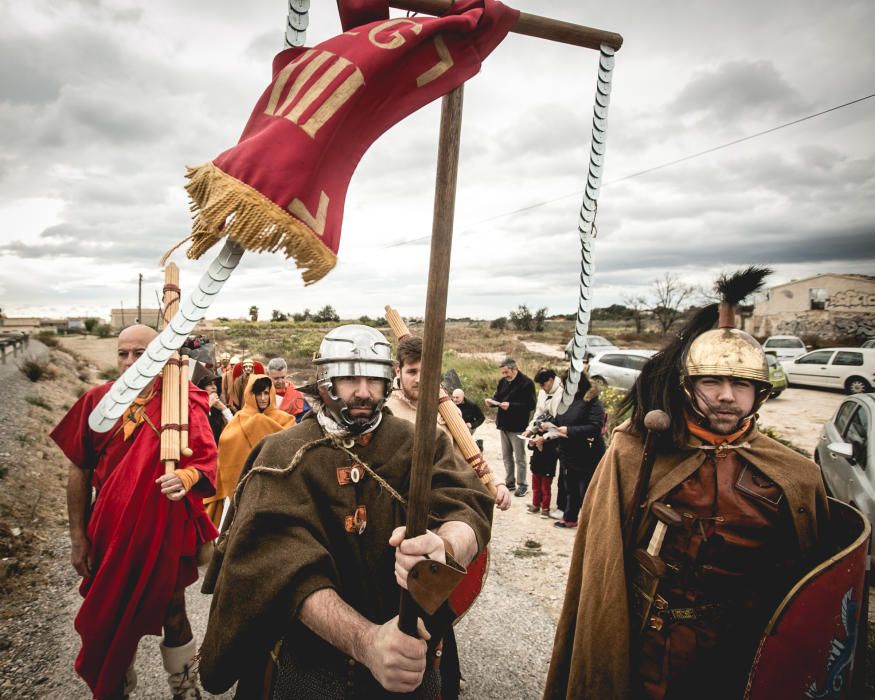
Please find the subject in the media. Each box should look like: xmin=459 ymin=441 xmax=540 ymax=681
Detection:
xmin=521 ymin=341 xmax=565 ymax=359
xmin=58 ymin=336 xmax=118 ymax=372
xmin=758 ymin=387 xmax=844 ymax=456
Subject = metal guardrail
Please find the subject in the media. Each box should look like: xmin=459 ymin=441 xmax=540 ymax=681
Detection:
xmin=0 ymin=333 xmax=29 ymax=364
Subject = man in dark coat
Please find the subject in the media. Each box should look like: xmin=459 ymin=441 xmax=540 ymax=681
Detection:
xmin=200 ymin=325 xmax=493 ymax=699
xmin=487 ymin=358 xmax=536 ymax=497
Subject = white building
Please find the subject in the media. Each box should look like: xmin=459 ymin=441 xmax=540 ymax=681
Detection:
xmin=751 ymin=274 xmax=875 ymax=340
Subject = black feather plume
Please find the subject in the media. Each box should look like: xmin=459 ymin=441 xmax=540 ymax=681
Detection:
xmin=715 ymin=266 xmax=772 ymax=306
xmin=619 ymin=304 xmax=719 ymax=446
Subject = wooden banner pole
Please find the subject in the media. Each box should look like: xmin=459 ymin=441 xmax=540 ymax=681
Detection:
xmin=398 ymin=84 xmax=464 ymax=636
xmin=388 ymin=0 xmax=623 ymax=51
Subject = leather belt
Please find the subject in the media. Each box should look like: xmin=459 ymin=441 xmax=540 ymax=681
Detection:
xmin=648 ymin=600 xmax=727 ymax=631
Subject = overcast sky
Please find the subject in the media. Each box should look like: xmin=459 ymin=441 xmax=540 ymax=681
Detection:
xmin=1 ymin=0 xmax=873 ymax=322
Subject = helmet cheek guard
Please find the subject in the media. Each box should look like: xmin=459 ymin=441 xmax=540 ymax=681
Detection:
xmin=313 ymin=325 xmax=395 ymax=432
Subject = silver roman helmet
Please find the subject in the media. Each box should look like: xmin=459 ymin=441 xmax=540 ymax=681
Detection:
xmin=313 ymin=324 xmax=394 ymax=430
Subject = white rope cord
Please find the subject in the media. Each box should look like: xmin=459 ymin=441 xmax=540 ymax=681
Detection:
xmin=559 ymin=44 xmax=615 ymax=414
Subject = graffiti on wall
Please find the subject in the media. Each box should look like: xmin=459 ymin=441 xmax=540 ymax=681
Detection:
xmin=776 ymin=314 xmax=875 ymax=339
xmin=828 ymin=289 xmax=875 ymax=310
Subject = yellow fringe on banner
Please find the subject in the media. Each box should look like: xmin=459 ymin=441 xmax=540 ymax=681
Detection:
xmin=179 ymin=161 xmax=337 ymax=285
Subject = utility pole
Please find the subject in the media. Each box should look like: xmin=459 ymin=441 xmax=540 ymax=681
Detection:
xmin=137 ymin=273 xmax=143 ymax=323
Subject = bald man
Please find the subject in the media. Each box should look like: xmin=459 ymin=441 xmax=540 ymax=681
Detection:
xmin=51 ymin=325 xmax=219 ymax=699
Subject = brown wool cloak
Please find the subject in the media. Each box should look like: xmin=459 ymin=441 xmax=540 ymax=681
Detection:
xmin=199 ymin=410 xmax=494 ymax=695
xmin=543 ymin=421 xmax=828 ymax=700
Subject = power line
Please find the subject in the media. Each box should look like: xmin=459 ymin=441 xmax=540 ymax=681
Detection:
xmin=383 ymin=93 xmax=875 ymax=249
xmin=608 ymin=93 xmax=875 ymax=186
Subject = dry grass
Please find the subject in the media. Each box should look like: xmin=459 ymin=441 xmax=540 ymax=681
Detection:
xmin=18 ymin=356 xmax=57 ymax=382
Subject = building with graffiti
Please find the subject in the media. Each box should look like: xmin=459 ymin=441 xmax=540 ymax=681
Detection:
xmin=749 ymin=274 xmax=875 ymax=341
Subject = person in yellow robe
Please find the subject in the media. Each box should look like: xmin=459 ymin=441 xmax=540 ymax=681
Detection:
xmin=204 ymin=374 xmax=295 ymax=527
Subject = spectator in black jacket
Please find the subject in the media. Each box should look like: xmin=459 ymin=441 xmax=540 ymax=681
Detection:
xmin=551 ymin=375 xmax=606 ymax=528
xmin=486 ymin=358 xmax=536 ymax=497
xmin=451 ymin=388 xmax=485 ymax=434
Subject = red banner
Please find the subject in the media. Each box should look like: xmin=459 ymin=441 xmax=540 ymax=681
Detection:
xmin=185 ymin=0 xmax=518 ymax=284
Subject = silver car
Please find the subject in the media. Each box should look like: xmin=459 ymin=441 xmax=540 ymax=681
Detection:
xmin=762 ymin=335 xmax=807 ymax=361
xmin=564 ymin=335 xmax=619 ymax=362
xmin=816 ymin=394 xmax=875 ymax=554
xmin=587 ymin=349 xmax=657 ymax=391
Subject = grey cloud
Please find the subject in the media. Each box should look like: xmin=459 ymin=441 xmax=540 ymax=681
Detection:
xmin=497 ymin=103 xmax=590 ymax=160
xmin=58 ymin=84 xmax=168 ymax=145
xmin=246 ymin=30 xmax=282 ymax=63
xmin=670 ymin=60 xmax=808 ymax=124
xmin=0 ymin=38 xmax=64 ymax=105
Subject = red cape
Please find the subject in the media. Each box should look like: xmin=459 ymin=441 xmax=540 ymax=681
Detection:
xmin=277 ymin=385 xmax=308 ymax=417
xmin=50 ymin=379 xmax=219 ymax=699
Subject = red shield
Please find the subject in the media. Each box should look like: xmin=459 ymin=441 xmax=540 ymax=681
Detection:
xmin=745 ymin=499 xmax=871 ymax=699
xmin=449 ymin=547 xmax=489 ymax=622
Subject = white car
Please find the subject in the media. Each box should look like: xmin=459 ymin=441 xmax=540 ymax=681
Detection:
xmin=762 ymin=335 xmax=807 ymax=361
xmin=587 ymin=349 xmax=657 ymax=391
xmin=564 ymin=335 xmax=619 ymax=362
xmin=782 ymin=347 xmax=875 ymax=394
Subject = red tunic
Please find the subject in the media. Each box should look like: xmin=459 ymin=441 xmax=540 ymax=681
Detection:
xmin=50 ymin=379 xmax=219 ymax=699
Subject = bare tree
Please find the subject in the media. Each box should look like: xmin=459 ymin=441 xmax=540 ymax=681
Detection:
xmin=650 ymin=273 xmax=694 ymax=333
xmin=622 ymin=295 xmax=649 ymax=335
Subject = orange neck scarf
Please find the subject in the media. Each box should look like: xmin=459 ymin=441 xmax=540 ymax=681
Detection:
xmin=685 ymin=411 xmax=751 ymax=446
xmin=122 ymin=385 xmax=156 ymax=441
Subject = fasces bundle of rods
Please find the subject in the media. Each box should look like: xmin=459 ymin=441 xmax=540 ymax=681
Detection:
xmin=384 ymin=305 xmax=497 ymax=497
xmin=160 ymin=264 xmax=193 ymax=475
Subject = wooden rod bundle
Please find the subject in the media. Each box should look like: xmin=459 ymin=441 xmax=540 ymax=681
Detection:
xmin=385 ymin=305 xmax=497 ymax=498
xmin=159 ymin=264 xmax=186 ymax=475
xmin=179 ymin=360 xmax=193 ymax=458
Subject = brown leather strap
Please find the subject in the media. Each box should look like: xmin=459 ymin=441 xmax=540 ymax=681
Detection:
xmin=336 ymin=464 xmax=366 ymax=486
xmin=407 ymin=554 xmax=466 ymax=615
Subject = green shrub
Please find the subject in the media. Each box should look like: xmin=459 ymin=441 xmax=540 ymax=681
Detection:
xmin=509 ymin=305 xmax=533 ymax=331
xmin=599 ymin=386 xmax=630 ymax=436
xmin=36 ymin=332 xmax=60 ymax=347
xmin=18 ymin=356 xmax=55 ymax=382
xmin=95 ymin=324 xmax=113 ymax=338
xmin=759 ymin=425 xmax=808 ymax=457
xmin=489 ymin=317 xmax=507 ymax=330
xmin=99 ymin=367 xmax=120 ymax=380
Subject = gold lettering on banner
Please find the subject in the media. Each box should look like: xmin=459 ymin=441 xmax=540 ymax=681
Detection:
xmin=368 ymin=18 xmax=422 ymax=49
xmin=416 ymin=36 xmax=454 ymax=87
xmin=303 ymin=69 xmax=365 ymax=138
xmin=287 ymin=57 xmax=351 ymax=124
xmin=264 ymin=50 xmax=365 ymax=140
xmin=276 ymin=52 xmax=333 ymax=116
xmin=265 ymin=50 xmax=316 ymax=115
xmin=289 ymin=191 xmax=330 ymax=236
